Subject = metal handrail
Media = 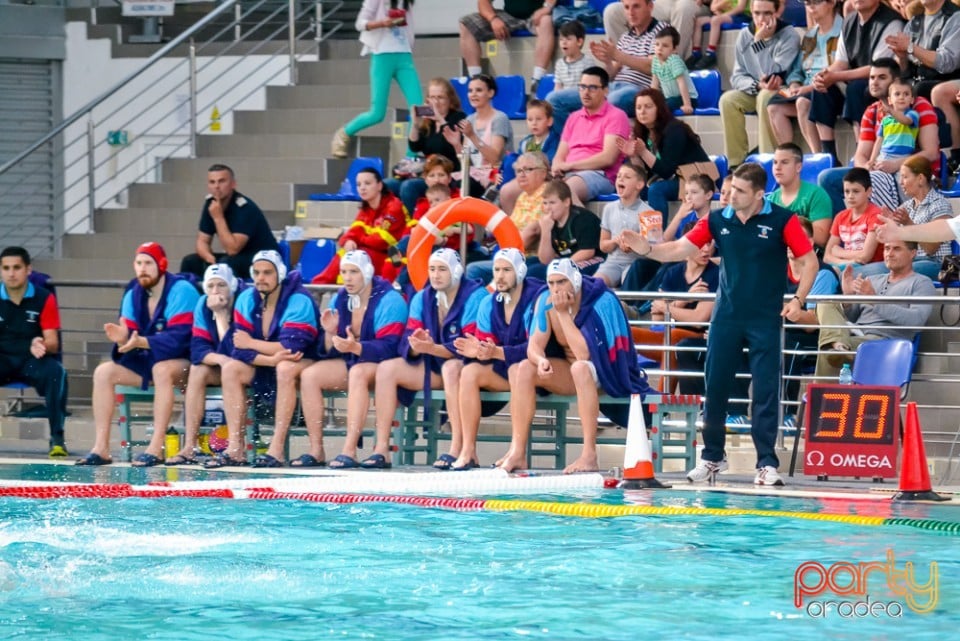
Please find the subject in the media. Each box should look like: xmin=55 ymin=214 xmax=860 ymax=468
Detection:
xmin=0 ymin=0 xmax=343 ymax=257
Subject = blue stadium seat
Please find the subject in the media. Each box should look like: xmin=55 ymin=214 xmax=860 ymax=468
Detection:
xmin=493 ymin=75 xmax=527 ymax=119
xmin=450 ymin=77 xmax=474 ymax=116
xmin=499 ymin=151 xmax=520 ymax=184
xmin=677 ymin=70 xmax=721 ymax=116
xmin=309 ymin=157 xmax=384 ymax=202
xmin=277 ymin=240 xmax=292 ymax=272
xmin=699 ymin=14 xmax=750 ymax=31
xmin=851 ymin=338 xmax=916 ymax=399
xmin=711 ymin=154 xmax=729 ymax=183
xmin=536 ymin=74 xmax=555 ymax=100
xmin=296 ymin=239 xmax=337 ymax=283
xmin=595 ymin=193 xmax=619 ymax=202
xmin=744 ymin=152 xmax=777 ymax=192
xmin=799 ymin=153 xmax=834 ymax=184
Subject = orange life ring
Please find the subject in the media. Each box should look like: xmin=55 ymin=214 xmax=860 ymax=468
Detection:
xmin=407 ymin=196 xmax=523 ymax=290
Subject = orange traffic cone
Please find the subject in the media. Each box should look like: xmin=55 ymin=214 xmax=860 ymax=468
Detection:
xmin=893 ymin=402 xmax=946 ymax=501
xmin=618 ymin=394 xmax=670 ymax=489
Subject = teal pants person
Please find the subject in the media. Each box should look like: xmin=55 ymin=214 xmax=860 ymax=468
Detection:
xmin=345 ymin=52 xmax=423 ymax=136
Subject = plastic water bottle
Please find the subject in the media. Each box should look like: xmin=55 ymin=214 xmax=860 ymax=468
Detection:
xmin=838 ymin=363 xmax=853 ymax=385
xmin=164 ymin=426 xmax=181 ymax=459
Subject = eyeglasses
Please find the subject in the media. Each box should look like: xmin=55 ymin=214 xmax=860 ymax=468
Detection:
xmin=514 ymin=167 xmax=545 ymax=175
xmin=578 ymin=84 xmax=603 ymax=92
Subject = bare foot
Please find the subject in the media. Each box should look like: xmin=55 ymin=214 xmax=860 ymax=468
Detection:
xmin=496 ymin=452 xmax=527 ymax=473
xmin=563 ymin=454 xmax=600 ymax=475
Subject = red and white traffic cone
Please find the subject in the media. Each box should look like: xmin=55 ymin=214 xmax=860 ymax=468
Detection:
xmin=618 ymin=394 xmax=670 ymax=490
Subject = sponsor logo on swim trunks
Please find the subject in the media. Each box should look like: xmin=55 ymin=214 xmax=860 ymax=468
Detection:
xmin=794 ymin=549 xmax=938 ymax=618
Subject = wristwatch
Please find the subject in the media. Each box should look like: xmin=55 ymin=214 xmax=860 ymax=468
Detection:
xmin=907 ymin=41 xmax=915 ymax=57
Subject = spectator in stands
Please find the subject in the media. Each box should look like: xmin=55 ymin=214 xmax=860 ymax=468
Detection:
xmin=498 ymin=258 xmax=650 ymax=473
xmin=393 ymin=77 xmax=467 ymax=215
xmin=869 ymin=77 xmax=921 ymax=167
xmin=824 ymin=168 xmax=885 ymax=273
xmin=765 ymin=0 xmax=843 ymax=160
xmin=552 ymin=20 xmax=598 ymax=92
xmin=623 ymin=163 xmax=819 ymax=487
xmin=720 ymin=0 xmax=801 ymax=168
xmin=587 ymin=0 xmax=667 ymax=120
xmin=621 ymin=87 xmax=712 ymax=219
xmin=887 ymin=0 xmax=960 ymax=110
xmin=879 ymin=153 xmax=954 ymax=279
xmin=312 ymin=167 xmax=406 ymax=284
xmin=688 ymin=0 xmax=749 ymax=70
xmin=651 ymin=26 xmax=698 ymax=113
xmin=768 ymin=143 xmax=834 ymax=249
xmin=629 ymin=222 xmax=719 ymax=392
xmin=497 ymin=98 xmax=558 ymax=215
xmin=373 ymin=249 xmax=486 ymax=470
xmin=465 ymin=152 xmax=551 ymax=284
xmin=207 ymin=251 xmax=319 ymax=468
xmin=818 ymin=58 xmax=941 ymax=213
xmin=180 ymin=164 xmax=279 ymax=280
xmin=165 ymin=264 xmax=240 ymax=466
xmin=596 ymin=163 xmax=649 ymax=287
xmin=815 ymin=239 xmax=934 ymax=379
xmin=663 ymin=172 xmax=715 ymax=241
xmin=809 ymin=0 xmax=902 ymax=156
xmin=876 ymin=195 xmax=960 ymax=243
xmin=452 ymin=248 xmax=543 ymax=471
xmin=604 ymin=0 xmax=700 ymax=60
xmin=454 ymin=75 xmax=513 ymax=194
xmin=459 ymin=0 xmax=555 ymax=95
xmin=76 ymin=243 xmax=199 ymax=466
xmin=331 ymin=0 xmax=423 ymax=158
xmin=532 ymin=179 xmax=605 ymax=280
xmin=550 ymin=67 xmax=631 ymax=205
xmin=0 ymin=246 xmax=68 ymax=458
xmin=303 ymin=251 xmax=407 ymax=469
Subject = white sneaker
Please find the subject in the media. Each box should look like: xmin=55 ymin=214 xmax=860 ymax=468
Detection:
xmin=686 ymin=458 xmax=729 ymax=483
xmin=331 ymin=126 xmax=351 ymax=159
xmin=754 ymin=465 xmax=785 ymax=486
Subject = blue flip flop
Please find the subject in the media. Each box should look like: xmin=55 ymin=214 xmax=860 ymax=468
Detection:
xmin=74 ymin=452 xmax=113 ymax=466
xmin=328 ymin=454 xmax=361 ymax=469
xmin=131 ymin=452 xmax=164 ymax=468
xmin=360 ymin=453 xmax=392 ymax=469
xmin=290 ymin=454 xmax=326 ymax=468
xmin=252 ymin=454 xmax=285 ymax=468
xmin=432 ymin=453 xmax=457 ymax=470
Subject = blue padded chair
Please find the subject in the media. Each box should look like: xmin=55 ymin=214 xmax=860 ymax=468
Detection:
xmin=499 ymin=151 xmax=520 ymax=185
xmin=744 ymin=152 xmax=777 ymax=192
xmin=493 ymin=75 xmax=527 ymax=119
xmin=674 ymin=70 xmax=721 ymax=117
xmin=296 ymin=239 xmax=338 ymax=283
xmin=535 ymin=74 xmax=555 ymax=100
xmin=710 ymin=154 xmax=728 ymax=182
xmin=799 ymin=153 xmax=834 ymax=185
xmin=309 ymin=157 xmax=384 ymax=202
xmin=450 ymin=77 xmax=474 ymax=116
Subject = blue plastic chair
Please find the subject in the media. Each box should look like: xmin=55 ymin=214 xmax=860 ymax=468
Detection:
xmin=309 ymin=157 xmax=385 ymax=202
xmin=450 ymin=77 xmax=473 ymax=116
xmin=277 ymin=240 xmax=291 ymax=272
xmin=493 ymin=75 xmax=527 ymax=119
xmin=296 ymin=239 xmax=337 ymax=282
xmin=710 ymin=154 xmax=728 ymax=182
xmin=799 ymin=153 xmax=834 ymax=185
xmin=499 ymin=151 xmax=520 ymax=185
xmin=851 ymin=338 xmax=915 ymax=399
xmin=535 ymin=74 xmax=555 ymax=100
xmin=674 ymin=70 xmax=721 ymax=117
xmin=744 ymin=152 xmax=777 ymax=192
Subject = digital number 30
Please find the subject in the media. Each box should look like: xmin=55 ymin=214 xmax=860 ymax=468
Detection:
xmin=817 ymin=393 xmax=889 ymax=440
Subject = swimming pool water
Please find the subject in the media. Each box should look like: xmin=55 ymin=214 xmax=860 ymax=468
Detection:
xmin=0 ymin=466 xmax=956 ymax=639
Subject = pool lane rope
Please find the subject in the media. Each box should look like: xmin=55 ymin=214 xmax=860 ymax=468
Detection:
xmin=0 ymin=483 xmax=957 ymax=535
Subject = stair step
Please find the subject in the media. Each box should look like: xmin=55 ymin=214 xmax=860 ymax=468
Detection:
xmin=295 ymin=57 xmax=459 ymax=85
xmin=127 ymin=181 xmax=294 ymax=210
xmin=160 ymin=156 xmax=332 ymax=184
xmin=62 ymin=233 xmax=197 ymax=262
xmin=233 ymin=108 xmax=408 ymax=135
xmin=266 ymin=83 xmax=408 ymax=109
xmin=196 ymin=132 xmax=391 ymax=159
xmin=92 ymin=207 xmax=293 ymax=234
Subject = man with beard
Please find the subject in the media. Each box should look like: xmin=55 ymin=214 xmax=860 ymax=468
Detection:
xmin=498 ymin=258 xmax=649 ymax=474
xmin=76 ymin=242 xmax=200 ymax=466
xmin=449 ymin=248 xmax=544 ymax=471
xmin=206 ymin=250 xmax=320 ymax=468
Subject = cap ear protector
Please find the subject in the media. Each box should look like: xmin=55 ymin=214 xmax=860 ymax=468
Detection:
xmin=429 ymin=248 xmax=464 ymax=284
xmin=341 ymin=250 xmax=375 ymax=285
xmin=493 ymin=247 xmax=527 ymax=282
xmin=135 ymin=242 xmax=168 ymax=273
xmin=546 ymin=258 xmax=581 ymax=293
xmin=250 ymin=249 xmax=287 ymax=281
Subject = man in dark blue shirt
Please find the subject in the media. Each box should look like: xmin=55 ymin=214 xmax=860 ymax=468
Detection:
xmin=0 ymin=246 xmax=68 ymax=457
xmin=179 ymin=164 xmax=279 ymax=279
xmin=624 ymin=163 xmax=818 ymax=486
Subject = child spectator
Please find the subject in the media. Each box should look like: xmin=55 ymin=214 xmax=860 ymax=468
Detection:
xmin=870 ymin=78 xmax=920 ymax=168
xmin=663 ymin=173 xmax=715 ymax=241
xmin=596 ymin=163 xmax=649 ymax=287
xmin=650 ymin=26 xmax=698 ymax=114
xmin=688 ymin=0 xmax=749 ymax=69
xmin=552 ymin=20 xmax=597 ymax=92
xmin=717 ymin=173 xmax=732 ymax=208
xmin=499 ymin=99 xmax=558 ymax=214
xmin=824 ymin=168 xmax=884 ymax=272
